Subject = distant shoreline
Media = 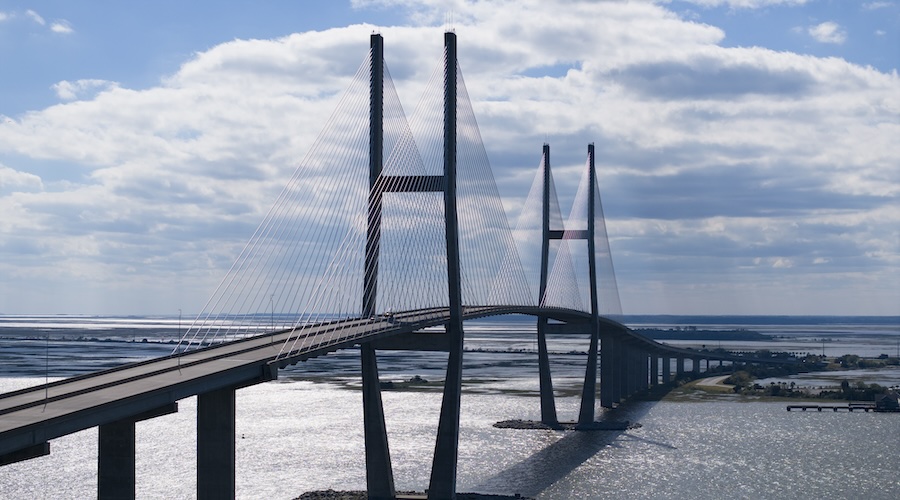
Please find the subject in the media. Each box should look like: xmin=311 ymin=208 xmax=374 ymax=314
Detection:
xmin=634 ymin=327 xmax=771 ymax=341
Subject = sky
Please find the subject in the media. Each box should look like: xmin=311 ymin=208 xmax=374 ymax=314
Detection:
xmin=0 ymin=0 xmax=898 ymax=316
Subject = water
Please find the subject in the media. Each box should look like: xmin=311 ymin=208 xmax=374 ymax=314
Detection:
xmin=1 ymin=315 xmax=898 ymax=499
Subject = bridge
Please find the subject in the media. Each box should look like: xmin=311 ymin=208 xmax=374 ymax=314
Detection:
xmin=0 ymin=33 xmax=794 ymax=499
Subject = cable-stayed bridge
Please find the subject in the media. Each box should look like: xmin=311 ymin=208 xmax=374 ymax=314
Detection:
xmin=0 ymin=33 xmax=794 ymax=500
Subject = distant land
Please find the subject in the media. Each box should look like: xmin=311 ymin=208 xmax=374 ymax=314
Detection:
xmin=633 ymin=327 xmax=770 ymax=341
xmin=622 ymin=315 xmax=900 ymax=326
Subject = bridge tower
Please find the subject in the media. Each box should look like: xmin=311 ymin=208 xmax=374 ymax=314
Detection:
xmin=360 ymin=33 xmax=396 ymax=500
xmin=543 ymin=144 xmax=602 ymax=426
xmin=540 ymin=144 xmax=622 ymax=420
xmin=536 ymin=144 xmax=559 ymax=426
xmin=360 ymin=31 xmax=466 ymax=500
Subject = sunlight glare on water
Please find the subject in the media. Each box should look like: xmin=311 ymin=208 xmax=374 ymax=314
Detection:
xmin=3 ymin=377 xmax=898 ymax=499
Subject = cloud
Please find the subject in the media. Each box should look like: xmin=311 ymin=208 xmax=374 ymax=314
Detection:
xmin=862 ymin=2 xmax=893 ymax=10
xmin=0 ymin=163 xmax=43 ymax=192
xmin=674 ymin=0 xmax=810 ymax=7
xmin=808 ymin=21 xmax=847 ymax=44
xmin=610 ymin=57 xmax=814 ymax=100
xmin=50 ymin=20 xmax=74 ymax=34
xmin=13 ymin=9 xmax=73 ymax=33
xmin=0 ymin=11 xmax=11 ymax=22
xmin=25 ymin=9 xmax=45 ymax=26
xmin=52 ymin=79 xmax=119 ymax=101
xmin=0 ymin=0 xmax=897 ymax=315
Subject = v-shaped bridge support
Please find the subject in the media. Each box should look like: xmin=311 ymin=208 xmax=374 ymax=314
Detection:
xmin=538 ymin=143 xmax=603 ymax=427
xmin=360 ymin=31 xmax=465 ymax=500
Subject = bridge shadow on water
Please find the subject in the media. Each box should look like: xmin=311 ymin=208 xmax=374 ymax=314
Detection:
xmin=472 ymin=398 xmax=673 ymax=498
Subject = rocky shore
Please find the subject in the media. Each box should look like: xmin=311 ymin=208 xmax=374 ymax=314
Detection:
xmin=493 ymin=418 xmax=640 ymax=430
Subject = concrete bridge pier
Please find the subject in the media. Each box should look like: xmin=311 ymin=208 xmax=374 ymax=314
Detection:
xmin=639 ymin=352 xmax=649 ymax=391
xmin=629 ymin=348 xmax=642 ymax=395
xmin=609 ymin=336 xmax=623 ymax=404
xmin=576 ymin=322 xmax=600 ymax=428
xmin=98 ymin=403 xmax=177 ymax=500
xmin=600 ymin=334 xmax=616 ymax=408
xmin=197 ymin=386 xmax=236 ymax=500
xmin=676 ymin=357 xmax=685 ymax=378
xmin=537 ymin=318 xmax=558 ymax=426
xmin=662 ymin=356 xmax=671 ymax=383
xmin=629 ymin=350 xmax=639 ymax=394
xmin=692 ymin=358 xmax=701 ymax=376
xmin=361 ymin=344 xmax=396 ymax=499
xmin=98 ymin=420 xmax=137 ymax=499
xmin=618 ymin=343 xmax=630 ymax=400
xmin=649 ymin=355 xmax=659 ymax=386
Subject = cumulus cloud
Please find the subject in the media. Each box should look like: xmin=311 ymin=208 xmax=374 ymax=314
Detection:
xmin=52 ymin=79 xmax=119 ymax=101
xmin=808 ymin=21 xmax=847 ymax=44
xmin=0 ymin=164 xmax=42 ymax=192
xmin=0 ymin=0 xmax=897 ymax=314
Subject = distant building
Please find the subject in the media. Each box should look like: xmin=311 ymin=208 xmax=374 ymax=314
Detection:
xmin=874 ymin=391 xmax=899 ymax=412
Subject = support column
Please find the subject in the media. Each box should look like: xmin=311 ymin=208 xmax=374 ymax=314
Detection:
xmin=676 ymin=357 xmax=685 ymax=378
xmin=578 ymin=144 xmax=600 ymax=427
xmin=639 ymin=353 xmax=649 ymax=391
xmin=610 ymin=337 xmax=622 ymax=404
xmin=537 ymin=144 xmax=558 ymax=426
xmin=98 ymin=403 xmax=177 ymax=500
xmin=429 ymin=31 xmax=464 ymax=500
xmin=692 ymin=358 xmax=700 ymax=376
xmin=649 ymin=355 xmax=659 ymax=387
xmin=98 ymin=420 xmax=135 ymax=500
xmin=536 ymin=323 xmax=558 ymax=425
xmin=577 ymin=326 xmax=599 ymax=427
xmin=361 ymin=33 xmax=396 ymax=500
xmin=631 ymin=350 xmax=642 ymax=394
xmin=600 ymin=334 xmax=615 ymax=408
xmin=198 ymin=387 xmax=236 ymax=500
xmin=361 ymin=345 xmax=395 ymax=499
xmin=619 ymin=344 xmax=630 ymax=399
xmin=662 ymin=357 xmax=671 ymax=383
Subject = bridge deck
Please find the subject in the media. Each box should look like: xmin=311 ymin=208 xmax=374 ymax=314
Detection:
xmin=0 ymin=305 xmax=788 ymax=457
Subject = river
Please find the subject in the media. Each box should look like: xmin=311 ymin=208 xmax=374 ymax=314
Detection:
xmin=0 ymin=315 xmax=897 ymax=499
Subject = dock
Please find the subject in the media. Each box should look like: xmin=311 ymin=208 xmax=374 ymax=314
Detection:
xmin=786 ymin=403 xmax=876 ymax=412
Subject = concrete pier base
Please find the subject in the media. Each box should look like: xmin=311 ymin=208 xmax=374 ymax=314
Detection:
xmin=600 ymin=335 xmax=615 ymax=408
xmin=428 ymin=324 xmax=464 ymax=500
xmin=537 ymin=319 xmax=558 ymax=425
xmin=198 ymin=387 xmax=236 ymax=500
xmin=577 ymin=326 xmax=599 ymax=428
xmin=361 ymin=344 xmax=396 ymax=500
xmin=98 ymin=403 xmax=177 ymax=500
xmin=98 ymin=420 xmax=135 ymax=500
